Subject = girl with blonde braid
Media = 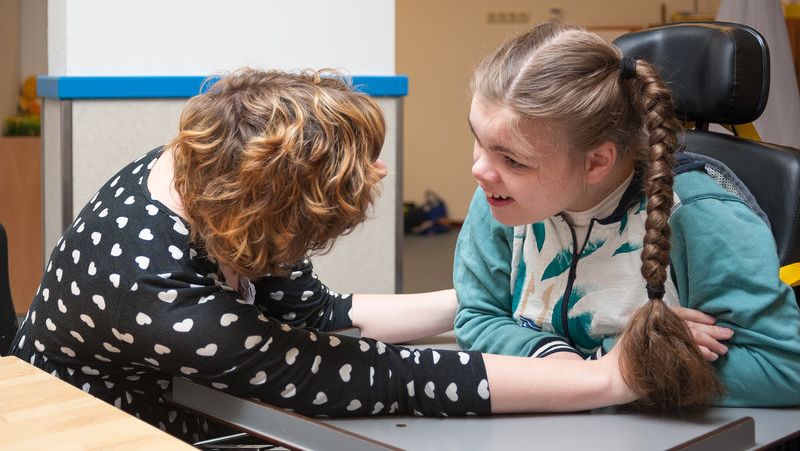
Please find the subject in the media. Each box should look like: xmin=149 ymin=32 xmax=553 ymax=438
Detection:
xmin=455 ymin=23 xmax=800 ymax=410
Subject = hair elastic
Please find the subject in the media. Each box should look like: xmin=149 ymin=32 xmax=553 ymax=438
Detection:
xmin=646 ymin=284 xmax=665 ymax=300
xmin=620 ymin=56 xmax=637 ymax=80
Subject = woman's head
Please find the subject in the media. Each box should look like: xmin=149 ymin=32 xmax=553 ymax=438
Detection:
xmin=171 ymin=68 xmax=386 ymax=279
xmin=472 ymin=23 xmax=723 ymax=410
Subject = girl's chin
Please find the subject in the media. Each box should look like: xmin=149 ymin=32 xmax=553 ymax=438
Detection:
xmin=489 ymin=206 xmax=545 ymax=227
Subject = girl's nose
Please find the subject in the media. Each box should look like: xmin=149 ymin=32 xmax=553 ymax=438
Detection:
xmin=472 ymin=150 xmax=499 ymax=185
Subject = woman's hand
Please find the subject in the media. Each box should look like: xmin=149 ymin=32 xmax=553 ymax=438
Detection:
xmin=671 ymin=305 xmax=734 ymax=362
xmin=596 ymin=341 xmax=640 ymax=406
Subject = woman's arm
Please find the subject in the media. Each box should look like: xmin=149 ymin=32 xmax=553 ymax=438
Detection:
xmin=251 ymin=259 xmax=353 ymax=331
xmin=352 ymin=289 xmax=457 ymax=343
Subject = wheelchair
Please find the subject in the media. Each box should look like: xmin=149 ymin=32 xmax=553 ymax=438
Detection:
xmin=615 ymin=21 xmax=800 ymax=302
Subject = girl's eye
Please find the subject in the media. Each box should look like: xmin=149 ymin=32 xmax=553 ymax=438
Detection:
xmin=504 ymin=155 xmax=525 ymax=169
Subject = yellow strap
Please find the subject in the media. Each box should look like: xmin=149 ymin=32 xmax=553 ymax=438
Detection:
xmin=780 ymin=263 xmax=800 ymax=287
xmin=721 ymin=123 xmax=761 ymax=141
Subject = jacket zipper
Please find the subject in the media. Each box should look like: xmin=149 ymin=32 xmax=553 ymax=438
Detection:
xmin=559 ymin=217 xmax=596 ymax=344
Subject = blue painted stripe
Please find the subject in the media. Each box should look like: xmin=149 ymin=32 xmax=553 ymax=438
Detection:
xmin=37 ymin=75 xmax=408 ymax=99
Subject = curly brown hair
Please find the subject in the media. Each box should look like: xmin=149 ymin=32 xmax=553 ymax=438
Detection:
xmin=170 ymin=68 xmax=386 ymax=279
xmin=472 ymin=23 xmax=724 ymax=411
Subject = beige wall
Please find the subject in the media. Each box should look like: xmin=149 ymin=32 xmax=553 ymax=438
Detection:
xmin=398 ymin=0 xmax=720 ymax=219
xmin=0 ymin=0 xmax=20 ymax=124
xmin=19 ymin=0 xmax=47 ymax=80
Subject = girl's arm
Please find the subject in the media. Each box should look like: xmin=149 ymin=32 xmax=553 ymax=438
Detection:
xmin=670 ymin=192 xmax=800 ymax=407
xmin=454 ymin=189 xmax=583 ymax=358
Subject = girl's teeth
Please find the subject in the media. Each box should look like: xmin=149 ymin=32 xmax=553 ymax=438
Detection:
xmin=488 ymin=192 xmax=509 ymax=200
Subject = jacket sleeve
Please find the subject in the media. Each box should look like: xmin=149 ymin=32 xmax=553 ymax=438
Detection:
xmin=123 ymin=271 xmax=490 ymax=417
xmin=670 ymin=194 xmax=800 ymax=407
xmin=454 ymin=188 xmax=582 ymax=358
xmin=251 ymin=259 xmax=353 ymax=332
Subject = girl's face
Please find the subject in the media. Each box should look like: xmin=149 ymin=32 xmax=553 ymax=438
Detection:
xmin=469 ymin=97 xmax=588 ymax=227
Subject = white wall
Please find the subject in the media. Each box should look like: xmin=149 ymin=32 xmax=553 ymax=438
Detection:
xmin=48 ymin=0 xmax=394 ymax=76
xmin=44 ymin=0 xmax=401 ymax=293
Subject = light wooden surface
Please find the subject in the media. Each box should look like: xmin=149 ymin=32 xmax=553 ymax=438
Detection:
xmin=0 ymin=137 xmax=43 ymax=315
xmin=0 ymin=356 xmax=195 ymax=450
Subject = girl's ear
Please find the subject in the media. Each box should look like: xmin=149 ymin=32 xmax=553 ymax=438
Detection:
xmin=583 ymin=141 xmax=618 ymax=184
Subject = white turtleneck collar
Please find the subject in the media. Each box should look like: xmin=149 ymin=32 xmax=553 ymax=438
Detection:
xmin=561 ymin=172 xmax=635 ymax=228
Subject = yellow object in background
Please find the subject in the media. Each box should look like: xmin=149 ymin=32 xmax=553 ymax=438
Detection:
xmin=722 ymin=123 xmax=762 ymax=141
xmin=17 ymin=75 xmax=40 ymax=117
xmin=786 ymin=3 xmax=800 ymax=19
xmin=780 ymin=263 xmax=800 ymax=287
xmin=3 ymin=75 xmax=40 ymax=136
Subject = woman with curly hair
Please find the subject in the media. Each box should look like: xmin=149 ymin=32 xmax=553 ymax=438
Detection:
xmin=11 ymin=68 xmax=635 ymax=443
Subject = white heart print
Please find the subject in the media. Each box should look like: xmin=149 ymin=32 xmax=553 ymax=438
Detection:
xmin=250 ymin=371 xmax=267 ymax=385
xmin=173 ymin=319 xmax=193 ymax=332
xmin=220 ymin=313 xmax=238 ymax=326
xmin=312 ymin=392 xmax=328 ymax=405
xmin=136 ymin=312 xmax=151 ymax=325
xmin=158 ymin=290 xmax=177 ymax=303
xmin=173 ymin=222 xmax=189 ymax=236
xmin=285 ymin=348 xmax=299 ymax=365
xmin=92 ymin=295 xmax=105 ymax=310
xmin=135 ymin=256 xmax=150 ymax=270
xmin=281 ymin=384 xmax=296 ymax=398
xmin=339 ymin=364 xmax=352 ymax=382
xmin=168 ymin=245 xmax=183 ymax=259
xmin=196 ymin=344 xmax=217 ymax=357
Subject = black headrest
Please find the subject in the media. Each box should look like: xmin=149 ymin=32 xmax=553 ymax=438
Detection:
xmin=614 ymin=21 xmax=770 ymax=125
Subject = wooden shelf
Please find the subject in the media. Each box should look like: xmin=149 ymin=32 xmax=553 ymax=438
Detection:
xmin=0 ymin=137 xmax=42 ymax=315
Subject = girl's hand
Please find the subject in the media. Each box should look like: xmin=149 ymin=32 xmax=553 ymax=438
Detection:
xmin=670 ymin=305 xmax=734 ymax=362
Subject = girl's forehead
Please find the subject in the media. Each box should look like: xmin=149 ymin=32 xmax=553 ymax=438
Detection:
xmin=471 ymin=100 xmax=562 ymax=151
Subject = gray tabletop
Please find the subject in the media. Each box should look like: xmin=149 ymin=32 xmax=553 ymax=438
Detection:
xmin=324 ymin=405 xmax=798 ymax=450
xmin=323 ymin=333 xmax=800 ymax=450
xmin=170 ymin=332 xmax=800 ymax=450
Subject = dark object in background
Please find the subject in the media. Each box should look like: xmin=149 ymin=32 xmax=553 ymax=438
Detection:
xmin=0 ymin=223 xmax=18 ymax=356
xmin=403 ymin=190 xmax=451 ymax=235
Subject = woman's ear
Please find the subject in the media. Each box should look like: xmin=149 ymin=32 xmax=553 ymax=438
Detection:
xmin=583 ymin=141 xmax=618 ymax=184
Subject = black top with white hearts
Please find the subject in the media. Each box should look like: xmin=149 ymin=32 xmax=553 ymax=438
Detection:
xmin=11 ymin=148 xmax=491 ymax=443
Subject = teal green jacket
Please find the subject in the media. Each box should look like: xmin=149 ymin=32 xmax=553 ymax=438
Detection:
xmin=454 ymin=169 xmax=800 ymax=407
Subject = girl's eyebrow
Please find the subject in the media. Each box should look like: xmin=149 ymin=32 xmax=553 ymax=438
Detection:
xmin=467 ymin=117 xmax=480 ymax=144
xmin=469 ymin=114 xmax=529 ymax=160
